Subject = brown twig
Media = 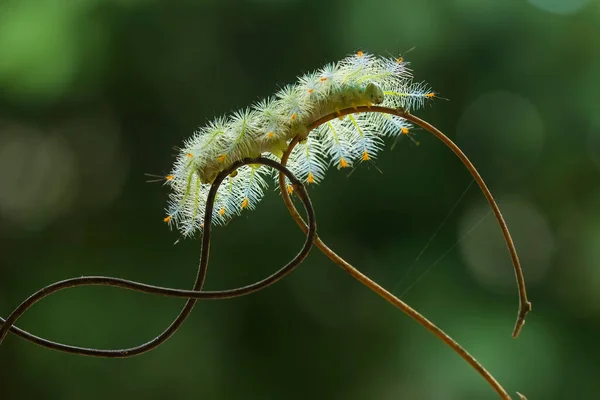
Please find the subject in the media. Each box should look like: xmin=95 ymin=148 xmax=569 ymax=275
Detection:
xmin=305 ymin=105 xmax=531 ymax=338
xmin=0 ymin=157 xmax=316 ymax=356
xmin=279 ymin=106 xmax=531 ymax=399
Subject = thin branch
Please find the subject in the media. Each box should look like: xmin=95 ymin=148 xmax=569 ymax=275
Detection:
xmin=278 ymin=106 xmax=531 ymax=399
xmin=0 ymin=157 xmax=316 ymax=357
xmin=306 ymin=105 xmax=531 ymax=338
xmin=399 ymin=110 xmax=531 ymax=337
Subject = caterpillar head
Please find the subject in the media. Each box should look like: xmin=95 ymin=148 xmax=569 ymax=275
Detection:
xmin=365 ymin=82 xmax=384 ymax=105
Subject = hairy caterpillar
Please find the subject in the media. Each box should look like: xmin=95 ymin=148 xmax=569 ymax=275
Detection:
xmin=166 ymin=51 xmax=435 ymax=237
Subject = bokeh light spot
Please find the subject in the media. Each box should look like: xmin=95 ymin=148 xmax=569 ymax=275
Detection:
xmin=458 ymin=196 xmax=554 ymax=293
xmin=0 ymin=1 xmax=81 ymax=101
xmin=0 ymin=122 xmax=76 ymax=231
xmin=456 ymin=91 xmax=545 ymax=188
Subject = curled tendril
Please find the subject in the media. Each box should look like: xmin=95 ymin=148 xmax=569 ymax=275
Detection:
xmin=278 ymin=107 xmax=530 ymax=400
xmin=303 ymin=106 xmax=531 ymax=338
xmin=0 ymin=157 xmax=316 ymax=356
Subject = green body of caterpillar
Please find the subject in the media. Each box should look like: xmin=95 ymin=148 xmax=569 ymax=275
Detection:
xmin=198 ymin=82 xmax=385 ymax=184
xmin=166 ymin=51 xmax=434 ymax=237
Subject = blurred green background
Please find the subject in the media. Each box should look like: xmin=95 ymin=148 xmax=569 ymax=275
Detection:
xmin=1 ymin=0 xmax=599 ymax=398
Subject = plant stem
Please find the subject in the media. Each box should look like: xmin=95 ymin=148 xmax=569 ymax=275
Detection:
xmin=0 ymin=157 xmax=316 ymax=356
xmin=278 ymin=106 xmax=531 ymax=399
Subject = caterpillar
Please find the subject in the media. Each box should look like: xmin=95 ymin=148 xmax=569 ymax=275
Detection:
xmin=165 ymin=51 xmax=435 ymax=237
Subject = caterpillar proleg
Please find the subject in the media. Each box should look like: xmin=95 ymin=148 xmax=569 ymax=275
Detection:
xmin=166 ymin=51 xmax=435 ymax=237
